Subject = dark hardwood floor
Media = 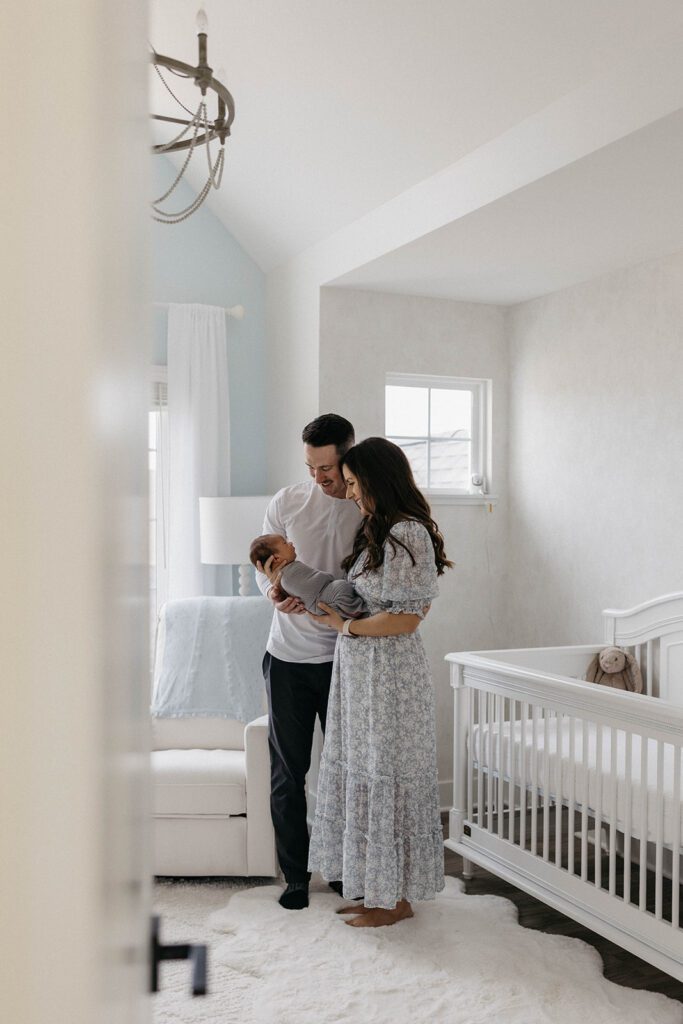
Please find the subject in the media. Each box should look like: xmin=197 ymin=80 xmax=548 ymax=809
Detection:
xmin=442 ymin=816 xmax=683 ymax=1005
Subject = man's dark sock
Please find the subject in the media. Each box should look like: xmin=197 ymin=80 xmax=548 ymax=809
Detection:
xmin=279 ymin=882 xmax=309 ymax=910
xmin=329 ymin=879 xmax=363 ymax=900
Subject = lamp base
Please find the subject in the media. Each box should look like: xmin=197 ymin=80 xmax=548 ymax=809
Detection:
xmin=238 ymin=564 xmax=253 ymax=597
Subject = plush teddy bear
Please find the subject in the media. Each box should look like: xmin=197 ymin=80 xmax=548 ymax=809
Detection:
xmin=584 ymin=646 xmax=643 ymax=693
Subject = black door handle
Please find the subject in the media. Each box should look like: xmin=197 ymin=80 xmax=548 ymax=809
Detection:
xmin=150 ymin=914 xmax=208 ymax=996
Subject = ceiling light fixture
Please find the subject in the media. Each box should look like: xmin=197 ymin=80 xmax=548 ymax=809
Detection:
xmin=150 ymin=8 xmax=235 ymax=225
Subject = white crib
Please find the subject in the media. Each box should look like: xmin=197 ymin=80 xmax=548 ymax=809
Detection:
xmin=445 ymin=593 xmax=683 ymax=982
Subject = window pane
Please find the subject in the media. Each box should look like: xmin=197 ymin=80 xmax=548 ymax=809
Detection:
xmin=389 ymin=437 xmax=428 ymax=487
xmin=428 ymin=438 xmax=470 ymax=490
xmin=430 ymin=387 xmax=472 ymax=438
xmin=385 ymin=385 xmax=428 ymax=437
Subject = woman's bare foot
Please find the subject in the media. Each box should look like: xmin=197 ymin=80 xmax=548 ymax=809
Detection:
xmin=344 ymin=900 xmax=413 ymax=927
xmin=336 ymin=903 xmax=372 ymax=915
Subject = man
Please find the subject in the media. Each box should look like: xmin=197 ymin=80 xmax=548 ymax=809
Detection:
xmin=255 ymin=414 xmax=361 ymax=910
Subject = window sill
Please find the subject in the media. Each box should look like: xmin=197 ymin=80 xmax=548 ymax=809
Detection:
xmin=424 ymin=492 xmax=498 ymax=508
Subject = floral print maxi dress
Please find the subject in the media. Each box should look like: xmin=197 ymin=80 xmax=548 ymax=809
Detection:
xmin=308 ymin=519 xmax=445 ymax=908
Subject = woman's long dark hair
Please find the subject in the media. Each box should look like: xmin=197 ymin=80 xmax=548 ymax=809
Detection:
xmin=340 ymin=437 xmax=453 ymax=576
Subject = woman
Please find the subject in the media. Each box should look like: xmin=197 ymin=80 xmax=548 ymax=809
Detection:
xmin=307 ymin=436 xmax=452 ymax=927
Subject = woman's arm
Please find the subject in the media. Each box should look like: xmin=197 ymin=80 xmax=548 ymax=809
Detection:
xmin=308 ymin=603 xmax=421 ymax=636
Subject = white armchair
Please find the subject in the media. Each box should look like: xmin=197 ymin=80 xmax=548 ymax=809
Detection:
xmin=150 ymin=597 xmax=277 ymax=877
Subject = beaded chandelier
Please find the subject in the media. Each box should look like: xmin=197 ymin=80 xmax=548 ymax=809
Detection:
xmin=150 ymin=9 xmax=235 ymax=225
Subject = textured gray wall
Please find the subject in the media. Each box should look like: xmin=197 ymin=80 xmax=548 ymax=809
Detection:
xmin=506 ymin=251 xmax=683 ymax=646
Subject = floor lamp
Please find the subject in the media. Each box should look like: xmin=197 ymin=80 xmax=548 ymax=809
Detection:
xmin=199 ymin=496 xmax=273 ymax=596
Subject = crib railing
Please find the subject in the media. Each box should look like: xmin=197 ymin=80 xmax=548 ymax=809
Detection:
xmin=446 ymin=651 xmax=683 ymax=982
xmin=604 ymin=592 xmax=683 ymax=703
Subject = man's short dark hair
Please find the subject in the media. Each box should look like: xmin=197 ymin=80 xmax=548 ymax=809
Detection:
xmin=301 ymin=413 xmax=355 ymax=457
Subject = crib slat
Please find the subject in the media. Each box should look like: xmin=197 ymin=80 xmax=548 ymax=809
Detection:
xmin=595 ymin=724 xmax=603 ymax=889
xmin=635 ymin=643 xmax=642 ymax=689
xmin=479 ymin=691 xmax=485 ymax=829
xmin=543 ymin=713 xmax=550 ymax=862
xmin=623 ymin=731 xmax=633 ymax=906
xmin=655 ymin=740 xmax=664 ymax=921
xmin=477 ymin=690 xmax=484 ymax=828
xmin=646 ymin=639 xmax=654 ymax=697
xmin=672 ymin=743 xmax=681 ymax=929
xmin=531 ymin=707 xmax=539 ymax=857
xmin=467 ymin=687 xmax=474 ymax=826
xmin=496 ymin=695 xmax=504 ymax=839
xmin=639 ymin=734 xmax=648 ymax=912
xmin=486 ymin=693 xmax=493 ymax=833
xmin=520 ymin=702 xmax=528 ymax=852
xmin=509 ymin=700 xmax=516 ymax=845
xmin=475 ymin=688 xmax=481 ymax=823
xmin=555 ymin=712 xmax=562 ymax=868
xmin=608 ymin=727 xmax=618 ymax=896
xmin=568 ymin=716 xmax=576 ymax=876
xmin=581 ymin=720 xmax=589 ymax=883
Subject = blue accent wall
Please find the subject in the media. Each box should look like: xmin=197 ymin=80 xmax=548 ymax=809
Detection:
xmin=151 ymin=156 xmax=267 ymax=496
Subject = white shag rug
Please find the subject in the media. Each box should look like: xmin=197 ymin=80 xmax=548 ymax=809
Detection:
xmin=153 ymin=877 xmax=683 ymax=1024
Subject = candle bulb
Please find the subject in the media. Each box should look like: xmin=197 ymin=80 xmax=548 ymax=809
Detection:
xmin=196 ymin=8 xmax=208 ymax=34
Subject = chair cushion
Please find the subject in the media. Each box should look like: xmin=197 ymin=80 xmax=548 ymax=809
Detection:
xmin=152 ymin=749 xmax=246 ymax=817
xmin=151 ymin=716 xmax=245 ymax=751
xmin=153 ymin=816 xmax=248 ymax=876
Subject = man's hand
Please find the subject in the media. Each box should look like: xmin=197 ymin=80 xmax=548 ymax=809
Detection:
xmin=257 ymin=554 xmax=282 ymax=587
xmin=275 ymin=595 xmax=306 ymax=615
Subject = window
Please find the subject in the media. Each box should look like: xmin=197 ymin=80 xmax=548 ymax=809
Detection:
xmin=385 ymin=373 xmax=491 ymax=499
xmin=149 ymin=367 xmax=169 ymax=649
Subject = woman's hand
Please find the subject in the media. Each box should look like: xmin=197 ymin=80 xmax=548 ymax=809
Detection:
xmin=307 ymin=601 xmax=344 ymax=632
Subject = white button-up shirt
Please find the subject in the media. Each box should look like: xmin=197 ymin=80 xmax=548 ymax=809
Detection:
xmin=255 ymin=480 xmax=362 ymax=663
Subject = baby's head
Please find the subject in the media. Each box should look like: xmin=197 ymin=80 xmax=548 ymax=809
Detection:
xmin=249 ymin=533 xmax=296 ymax=570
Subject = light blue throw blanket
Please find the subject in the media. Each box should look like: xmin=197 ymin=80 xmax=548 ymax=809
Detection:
xmin=151 ymin=597 xmax=273 ymax=724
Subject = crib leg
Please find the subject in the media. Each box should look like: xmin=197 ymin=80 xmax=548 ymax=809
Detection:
xmin=461 ymin=858 xmax=473 ymax=881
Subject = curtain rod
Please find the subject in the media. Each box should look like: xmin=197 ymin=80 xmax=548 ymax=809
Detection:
xmin=153 ymin=301 xmax=245 ymax=320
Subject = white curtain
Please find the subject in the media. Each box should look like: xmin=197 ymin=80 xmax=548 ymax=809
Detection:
xmin=167 ymin=304 xmax=230 ymax=599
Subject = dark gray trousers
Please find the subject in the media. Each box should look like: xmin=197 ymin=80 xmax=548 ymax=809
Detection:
xmin=262 ymin=652 xmax=332 ymax=883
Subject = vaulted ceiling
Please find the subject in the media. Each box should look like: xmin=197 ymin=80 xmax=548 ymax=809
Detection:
xmin=150 ymin=1 xmax=683 ymax=302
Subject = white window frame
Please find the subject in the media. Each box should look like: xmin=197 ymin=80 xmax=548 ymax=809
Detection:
xmin=385 ymin=372 xmax=495 ymax=507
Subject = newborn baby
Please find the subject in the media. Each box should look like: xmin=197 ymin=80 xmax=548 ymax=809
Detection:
xmin=249 ymin=533 xmax=366 ymax=618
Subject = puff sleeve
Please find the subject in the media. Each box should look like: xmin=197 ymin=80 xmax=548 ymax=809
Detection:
xmin=379 ymin=521 xmax=439 ymax=617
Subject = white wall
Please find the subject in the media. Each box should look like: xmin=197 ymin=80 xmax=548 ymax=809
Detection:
xmin=319 ymin=288 xmax=509 ymax=798
xmin=265 ymin=264 xmax=323 ymax=488
xmin=263 ymin=42 xmax=683 ymax=493
xmin=506 ymin=250 xmax=683 ymax=646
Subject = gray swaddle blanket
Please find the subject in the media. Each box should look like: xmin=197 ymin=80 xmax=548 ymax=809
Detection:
xmin=279 ymin=560 xmax=366 ymax=617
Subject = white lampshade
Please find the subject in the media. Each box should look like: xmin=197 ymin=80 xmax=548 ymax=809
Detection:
xmin=199 ymin=496 xmax=273 ymax=595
